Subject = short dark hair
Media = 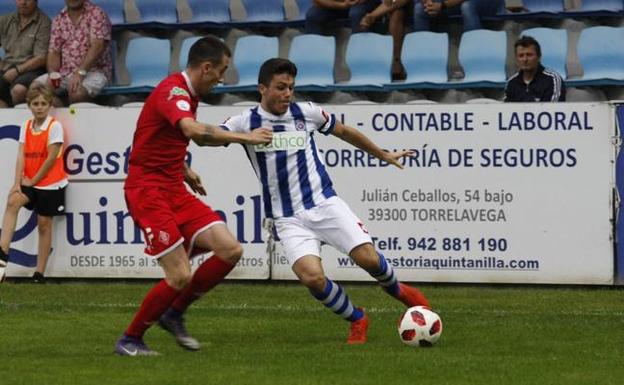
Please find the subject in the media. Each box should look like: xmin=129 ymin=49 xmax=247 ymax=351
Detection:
xmin=187 ymin=36 xmax=231 ymax=68
xmin=258 ymin=58 xmax=297 ymax=86
xmin=515 ymin=35 xmax=542 ymax=57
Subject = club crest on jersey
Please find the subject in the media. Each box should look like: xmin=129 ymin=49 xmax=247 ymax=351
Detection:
xmin=295 ymin=120 xmax=305 ymax=131
xmin=168 ymin=86 xmax=190 ymax=100
xmin=254 ymin=131 xmax=306 ymax=152
xmin=176 ymin=100 xmax=191 ymax=111
xmin=159 ymin=230 xmax=170 ymax=245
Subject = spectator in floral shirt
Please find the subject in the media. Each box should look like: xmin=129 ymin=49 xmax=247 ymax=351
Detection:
xmin=0 ymin=0 xmax=51 ymax=108
xmin=35 ymin=0 xmax=112 ymax=105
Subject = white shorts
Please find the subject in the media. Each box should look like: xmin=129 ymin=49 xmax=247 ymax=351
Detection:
xmin=273 ymin=196 xmax=373 ymax=264
xmin=35 ymin=71 xmax=108 ymax=97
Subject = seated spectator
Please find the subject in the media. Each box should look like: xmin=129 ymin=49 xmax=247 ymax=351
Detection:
xmin=35 ymin=0 xmax=112 ymax=105
xmin=360 ymin=0 xmax=412 ymax=81
xmin=0 ymin=0 xmax=51 ymax=108
xmin=305 ymin=0 xmax=381 ymax=34
xmin=504 ymin=36 xmax=565 ymax=103
xmin=414 ymin=0 xmax=503 ymax=31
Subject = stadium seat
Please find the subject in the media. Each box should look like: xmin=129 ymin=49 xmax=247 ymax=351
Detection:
xmin=38 ymin=0 xmax=65 ymax=18
xmin=406 ymin=99 xmax=438 ymax=104
xmin=240 ymin=0 xmax=285 ymax=23
xmin=520 ymin=27 xmax=567 ymax=78
xmin=293 ymin=0 xmax=313 ymax=21
xmin=115 ymin=37 xmax=170 ymax=93
xmin=97 ymin=0 xmax=125 ymax=26
xmin=332 ymin=33 xmax=393 ymax=91
xmin=185 ymin=0 xmax=230 ymax=26
xmin=179 ymin=36 xmax=202 ymax=70
xmin=217 ymin=35 xmax=279 ymax=92
xmin=500 ymin=0 xmax=564 ymax=19
xmin=0 ymin=2 xmax=13 ymax=15
xmin=564 ymin=0 xmax=624 ymax=16
xmin=456 ymin=29 xmax=507 ymax=87
xmin=568 ymin=26 xmax=624 ymax=86
xmin=133 ymin=0 xmax=178 ymax=25
xmin=288 ymin=34 xmax=335 ymax=91
xmin=385 ymin=31 xmax=449 ymax=90
xmin=465 ymin=98 xmax=502 ymax=104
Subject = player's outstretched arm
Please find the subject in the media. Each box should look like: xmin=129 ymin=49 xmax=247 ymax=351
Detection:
xmin=331 ymin=121 xmax=414 ymax=169
xmin=179 ymin=118 xmax=272 ymax=146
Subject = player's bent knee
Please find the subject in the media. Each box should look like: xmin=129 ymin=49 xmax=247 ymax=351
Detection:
xmin=168 ymin=271 xmax=192 ymax=290
xmin=298 ymin=271 xmax=326 ymax=291
xmin=220 ymin=243 xmax=243 ymax=263
xmin=349 ymin=244 xmax=379 ymax=272
xmin=6 ymin=193 xmax=26 ymax=211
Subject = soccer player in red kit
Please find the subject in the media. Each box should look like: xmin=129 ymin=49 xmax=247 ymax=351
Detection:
xmin=114 ymin=36 xmax=272 ymax=356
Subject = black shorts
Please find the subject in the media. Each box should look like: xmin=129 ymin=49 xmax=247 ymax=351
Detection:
xmin=0 ymin=69 xmax=46 ymax=105
xmin=21 ymin=185 xmax=67 ymax=217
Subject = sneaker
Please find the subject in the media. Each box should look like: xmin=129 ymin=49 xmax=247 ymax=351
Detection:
xmin=0 ymin=249 xmax=8 ymax=283
xmin=114 ymin=335 xmax=160 ymax=356
xmin=32 ymin=272 xmax=45 ymax=284
xmin=396 ymin=283 xmax=430 ymax=308
xmin=347 ymin=309 xmax=369 ymax=345
xmin=158 ymin=309 xmax=201 ymax=351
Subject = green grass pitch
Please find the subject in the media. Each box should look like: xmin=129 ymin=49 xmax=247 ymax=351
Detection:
xmin=1 ymin=282 xmax=623 ymax=385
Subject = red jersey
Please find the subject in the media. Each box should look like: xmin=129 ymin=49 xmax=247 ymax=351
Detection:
xmin=125 ymin=72 xmax=199 ymax=189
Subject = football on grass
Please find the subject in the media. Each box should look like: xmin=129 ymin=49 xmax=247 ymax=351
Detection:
xmin=398 ymin=306 xmax=442 ymax=347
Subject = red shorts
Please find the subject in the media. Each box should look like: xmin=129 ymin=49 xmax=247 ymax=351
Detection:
xmin=125 ymin=186 xmax=224 ymax=258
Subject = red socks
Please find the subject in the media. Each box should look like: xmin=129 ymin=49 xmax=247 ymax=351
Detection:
xmin=125 ymin=279 xmax=179 ymax=338
xmin=171 ymin=256 xmax=235 ymax=313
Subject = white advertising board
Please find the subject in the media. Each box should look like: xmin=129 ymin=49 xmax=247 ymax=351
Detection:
xmin=0 ymin=103 xmax=615 ymax=284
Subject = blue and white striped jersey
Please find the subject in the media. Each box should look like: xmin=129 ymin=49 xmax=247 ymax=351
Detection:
xmin=222 ymin=102 xmax=337 ymax=218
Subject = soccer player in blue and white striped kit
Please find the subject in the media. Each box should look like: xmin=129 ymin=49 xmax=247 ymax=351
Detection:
xmin=221 ymin=58 xmax=430 ymax=344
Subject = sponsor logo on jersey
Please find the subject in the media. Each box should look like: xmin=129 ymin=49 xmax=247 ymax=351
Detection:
xmin=168 ymin=86 xmax=190 ymax=100
xmin=254 ymin=131 xmax=306 ymax=152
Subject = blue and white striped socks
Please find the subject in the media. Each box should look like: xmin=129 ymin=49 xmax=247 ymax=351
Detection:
xmin=311 ymin=278 xmax=363 ymax=322
xmin=370 ymin=252 xmax=400 ymax=295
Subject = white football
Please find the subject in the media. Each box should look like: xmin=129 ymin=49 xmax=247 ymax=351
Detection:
xmin=398 ymin=306 xmax=442 ymax=347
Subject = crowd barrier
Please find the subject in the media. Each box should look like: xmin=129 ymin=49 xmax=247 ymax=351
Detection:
xmin=1 ymin=102 xmax=621 ymax=285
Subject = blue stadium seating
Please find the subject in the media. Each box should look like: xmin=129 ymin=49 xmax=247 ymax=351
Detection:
xmin=521 ymin=27 xmax=568 ymax=78
xmin=386 ymin=31 xmax=449 ymax=90
xmin=185 ymin=0 xmax=230 ymax=26
xmin=38 ymin=0 xmax=65 ymax=19
xmin=133 ymin=0 xmax=178 ymax=26
xmin=331 ymin=33 xmax=393 ymax=91
xmin=568 ymin=26 xmax=624 ymax=86
xmin=217 ymin=35 xmax=279 ymax=93
xmin=98 ymin=0 xmax=125 ymax=26
xmin=289 ymin=34 xmax=335 ymax=91
xmin=293 ymin=0 xmax=313 ymax=21
xmin=118 ymin=37 xmax=170 ymax=92
xmin=500 ymin=0 xmax=564 ymax=19
xmin=240 ymin=0 xmax=285 ymax=23
xmin=178 ymin=37 xmax=202 ymax=71
xmin=455 ymin=29 xmax=506 ymax=87
xmin=0 ymin=2 xmax=13 ymax=16
xmin=564 ymin=0 xmax=624 ymax=17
